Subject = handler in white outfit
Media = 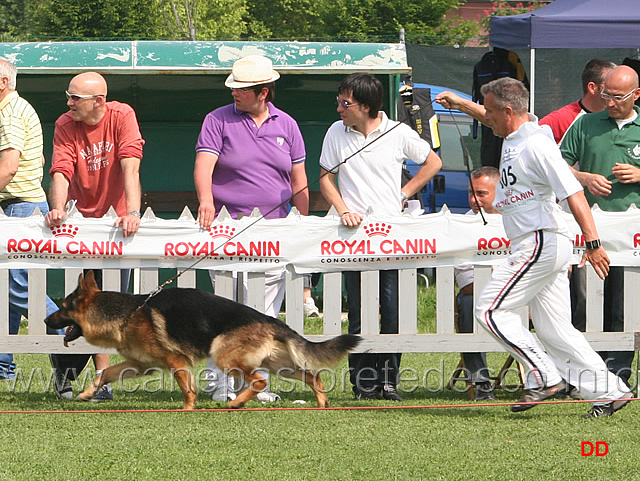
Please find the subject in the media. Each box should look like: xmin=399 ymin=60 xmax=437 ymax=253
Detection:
xmin=436 ymin=78 xmax=632 ymax=418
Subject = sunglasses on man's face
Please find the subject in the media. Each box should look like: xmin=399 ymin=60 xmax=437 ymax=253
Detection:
xmin=65 ymin=90 xmax=103 ymax=102
xmin=336 ymin=97 xmax=360 ymax=110
xmin=600 ymin=88 xmax=637 ymax=103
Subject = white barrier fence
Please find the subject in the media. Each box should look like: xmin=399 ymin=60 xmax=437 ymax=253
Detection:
xmin=1 ymin=265 xmax=638 ymax=356
xmin=1 ymin=206 xmax=639 ymax=356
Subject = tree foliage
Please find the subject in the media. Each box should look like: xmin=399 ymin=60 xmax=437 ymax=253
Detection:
xmin=29 ymin=0 xmax=163 ymax=39
xmin=161 ymin=0 xmax=247 ymax=40
xmin=321 ymin=0 xmax=475 ymax=42
xmin=0 ymin=0 xmax=34 ymax=39
xmin=243 ymin=0 xmax=324 ymax=40
xmin=0 ymin=0 xmax=481 ymax=44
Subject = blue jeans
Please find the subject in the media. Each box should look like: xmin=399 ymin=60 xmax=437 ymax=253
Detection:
xmin=1 ymin=200 xmax=64 ymax=379
xmin=344 ymin=270 xmax=401 ymax=392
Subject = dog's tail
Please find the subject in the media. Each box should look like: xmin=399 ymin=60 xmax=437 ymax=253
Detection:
xmin=286 ymin=333 xmax=361 ymax=371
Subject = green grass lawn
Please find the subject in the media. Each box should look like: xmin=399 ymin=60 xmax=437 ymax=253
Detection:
xmin=0 ymin=286 xmax=637 ymax=480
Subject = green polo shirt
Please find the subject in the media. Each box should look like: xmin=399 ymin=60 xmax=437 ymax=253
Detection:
xmin=561 ymin=106 xmax=640 ymax=212
xmin=0 ymin=91 xmax=46 ymax=203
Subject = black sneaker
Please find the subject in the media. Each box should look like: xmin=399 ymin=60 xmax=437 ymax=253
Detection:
xmin=582 ymin=391 xmax=633 ymax=419
xmin=511 ymin=380 xmax=566 ymax=412
xmin=90 ymin=384 xmax=113 ymax=402
xmin=355 ymin=389 xmax=383 ymax=400
xmin=50 ymin=355 xmax=73 ymax=400
xmin=381 ymin=385 xmax=403 ymax=402
xmin=474 ymin=382 xmax=496 ymax=401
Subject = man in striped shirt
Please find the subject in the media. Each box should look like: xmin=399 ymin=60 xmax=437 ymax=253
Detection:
xmin=0 ymin=58 xmax=70 ymax=397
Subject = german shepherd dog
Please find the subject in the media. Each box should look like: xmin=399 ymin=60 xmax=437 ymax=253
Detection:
xmin=45 ymin=271 xmax=361 ymax=410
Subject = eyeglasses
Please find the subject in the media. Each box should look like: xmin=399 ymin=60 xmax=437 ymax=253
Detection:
xmin=336 ymin=97 xmax=360 ymax=110
xmin=600 ymin=88 xmax=637 ymax=103
xmin=65 ymin=90 xmax=103 ymax=102
xmin=231 ymin=87 xmax=255 ymax=93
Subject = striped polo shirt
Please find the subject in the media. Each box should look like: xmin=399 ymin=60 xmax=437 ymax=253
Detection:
xmin=0 ymin=91 xmax=46 ymax=203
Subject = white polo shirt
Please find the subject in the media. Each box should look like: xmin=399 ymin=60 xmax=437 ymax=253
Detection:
xmin=494 ymin=117 xmax=582 ymax=240
xmin=319 ymin=112 xmax=431 ymax=216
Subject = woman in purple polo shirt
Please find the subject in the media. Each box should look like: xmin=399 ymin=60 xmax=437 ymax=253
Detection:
xmin=194 ymin=55 xmax=309 ymax=403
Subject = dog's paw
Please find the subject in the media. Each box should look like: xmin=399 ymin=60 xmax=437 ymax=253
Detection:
xmin=75 ymin=393 xmax=93 ymax=402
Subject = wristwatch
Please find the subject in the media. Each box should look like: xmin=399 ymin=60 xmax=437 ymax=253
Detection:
xmin=585 ymin=239 xmax=601 ymax=250
xmin=127 ymin=210 xmax=142 ymax=218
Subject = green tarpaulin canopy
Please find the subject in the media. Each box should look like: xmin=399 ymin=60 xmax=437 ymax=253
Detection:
xmin=1 ymin=41 xmax=409 ymax=75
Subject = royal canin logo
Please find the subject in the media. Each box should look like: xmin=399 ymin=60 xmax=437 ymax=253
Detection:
xmin=208 ymin=225 xmax=236 ymax=239
xmin=363 ymin=223 xmax=391 ymax=237
xmin=164 ymin=229 xmax=279 ymax=258
xmin=477 ymin=237 xmax=511 ymax=250
xmin=50 ymin=224 xmax=79 ymax=238
xmin=8 ymin=223 xmax=123 ymax=255
xmin=476 ymin=236 xmax=511 ymax=256
xmin=321 ymin=222 xmax=436 ymax=257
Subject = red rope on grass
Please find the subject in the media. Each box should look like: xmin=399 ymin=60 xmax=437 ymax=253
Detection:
xmin=0 ymin=397 xmax=637 ymax=414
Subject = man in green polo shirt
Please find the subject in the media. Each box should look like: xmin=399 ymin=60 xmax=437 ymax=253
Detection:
xmin=561 ymin=65 xmax=640 ymax=387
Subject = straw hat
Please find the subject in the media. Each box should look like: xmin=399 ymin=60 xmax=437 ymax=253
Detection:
xmin=225 ymin=55 xmax=280 ymax=89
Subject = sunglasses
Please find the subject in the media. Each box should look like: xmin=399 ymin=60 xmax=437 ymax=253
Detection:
xmin=65 ymin=90 xmax=103 ymax=102
xmin=600 ymin=88 xmax=637 ymax=103
xmin=231 ymin=87 xmax=257 ymax=93
xmin=336 ymin=97 xmax=360 ymax=110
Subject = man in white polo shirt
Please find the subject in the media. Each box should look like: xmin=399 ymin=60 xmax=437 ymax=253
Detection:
xmin=319 ymin=72 xmax=442 ymax=401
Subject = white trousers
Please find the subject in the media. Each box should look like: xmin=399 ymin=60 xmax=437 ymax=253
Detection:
xmin=205 ymin=269 xmax=286 ymax=393
xmin=475 ymin=230 xmax=628 ymax=403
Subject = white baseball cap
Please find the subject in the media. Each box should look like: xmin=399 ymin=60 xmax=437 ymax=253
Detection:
xmin=224 ymin=55 xmax=280 ymax=89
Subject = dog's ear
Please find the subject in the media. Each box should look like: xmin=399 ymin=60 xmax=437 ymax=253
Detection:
xmin=80 ymin=270 xmax=99 ymax=291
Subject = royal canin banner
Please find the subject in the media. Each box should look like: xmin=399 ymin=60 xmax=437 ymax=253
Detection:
xmin=2 ymin=205 xmax=640 ymax=272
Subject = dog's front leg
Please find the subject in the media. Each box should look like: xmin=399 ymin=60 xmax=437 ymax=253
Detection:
xmin=227 ymin=370 xmax=268 ymax=409
xmin=166 ymin=354 xmax=197 ymax=410
xmin=76 ymin=361 xmax=142 ymax=402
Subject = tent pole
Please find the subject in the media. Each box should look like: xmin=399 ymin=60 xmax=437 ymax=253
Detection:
xmin=530 ymin=49 xmax=536 ymax=115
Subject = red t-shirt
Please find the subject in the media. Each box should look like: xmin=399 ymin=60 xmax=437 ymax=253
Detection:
xmin=539 ymin=101 xmax=585 ymax=145
xmin=50 ymin=101 xmax=144 ymax=218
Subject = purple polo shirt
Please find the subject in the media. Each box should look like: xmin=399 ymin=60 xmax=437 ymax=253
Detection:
xmin=196 ymin=102 xmax=306 ymax=219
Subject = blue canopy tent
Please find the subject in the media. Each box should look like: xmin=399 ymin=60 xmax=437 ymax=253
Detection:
xmin=489 ymin=0 xmax=640 ymax=112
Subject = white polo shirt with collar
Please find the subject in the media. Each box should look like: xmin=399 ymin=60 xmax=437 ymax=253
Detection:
xmin=319 ymin=111 xmax=431 ymax=216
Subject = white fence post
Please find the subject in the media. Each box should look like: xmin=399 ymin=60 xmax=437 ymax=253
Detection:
xmin=361 ymin=271 xmax=379 ymax=336
xmin=322 ymin=272 xmax=343 ymax=336
xmin=398 ymin=268 xmax=417 ymax=335
xmin=436 ymin=266 xmax=455 ymax=335
xmin=285 ymin=268 xmax=304 ymax=332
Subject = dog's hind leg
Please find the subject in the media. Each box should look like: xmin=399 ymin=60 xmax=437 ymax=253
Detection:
xmin=305 ymin=371 xmax=329 ymax=408
xmin=226 ymin=369 xmax=268 ymax=409
xmin=290 ymin=370 xmax=329 ymax=408
xmin=76 ymin=360 xmax=143 ymax=402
